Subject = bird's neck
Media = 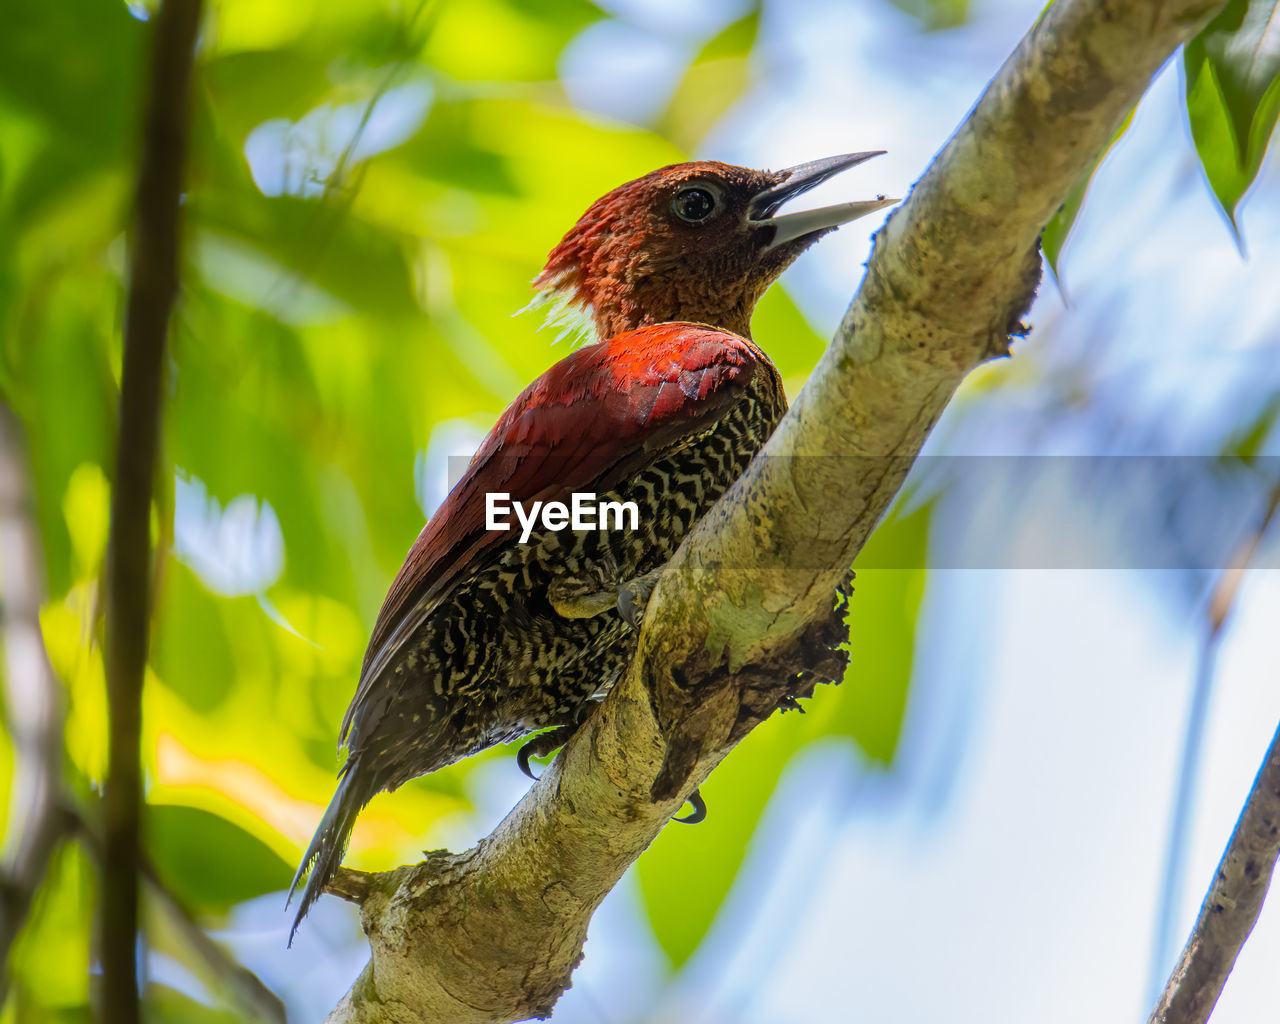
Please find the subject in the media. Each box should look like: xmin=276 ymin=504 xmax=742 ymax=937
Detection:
xmin=533 ymin=273 xmax=758 ymax=344
xmin=591 ymin=278 xmax=757 ymax=342
xmin=596 ymin=307 xmax=754 ymax=342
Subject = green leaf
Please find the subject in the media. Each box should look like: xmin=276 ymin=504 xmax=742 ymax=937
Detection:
xmin=421 ymin=0 xmax=601 ymax=81
xmin=1042 ymin=106 xmax=1136 ymax=289
xmin=149 ymin=805 xmax=293 ymax=916
xmin=837 ymin=499 xmax=931 ymax=763
xmin=11 ymin=283 xmax=118 ymax=599
xmin=147 ymin=985 xmax=251 ymax=1024
xmin=884 ymin=0 xmax=971 ymax=31
xmin=153 ymin=562 xmax=239 ymax=713
xmin=750 ymin=284 xmax=831 ymax=382
xmin=1041 ymin=171 xmax=1089 ymax=288
xmin=0 ymin=0 xmax=142 ymax=165
xmin=1184 ymin=0 xmax=1280 ymax=230
xmin=191 ymin=195 xmax=422 ymax=319
xmin=7 ymin=842 xmax=94 ymax=1010
xmin=658 ymin=8 xmax=761 ymax=148
xmin=397 ymin=99 xmax=522 ymax=195
xmin=166 ymin=306 xmax=349 ymax=600
xmin=636 ymin=716 xmax=812 ymax=969
xmin=203 ymin=47 xmax=336 ymax=145
xmin=1221 ymin=393 xmax=1280 ymax=462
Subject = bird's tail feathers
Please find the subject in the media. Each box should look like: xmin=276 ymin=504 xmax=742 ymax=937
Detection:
xmin=287 ymin=760 xmax=374 ymax=945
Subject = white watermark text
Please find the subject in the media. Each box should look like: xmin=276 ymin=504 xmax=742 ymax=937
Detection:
xmin=486 ymin=492 xmax=639 ymax=543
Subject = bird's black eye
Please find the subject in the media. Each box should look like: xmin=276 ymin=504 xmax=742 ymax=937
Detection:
xmin=672 ymin=186 xmax=718 ymax=224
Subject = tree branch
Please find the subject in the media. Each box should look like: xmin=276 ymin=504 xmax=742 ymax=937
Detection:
xmin=1148 ymin=721 xmax=1280 ymax=1024
xmin=101 ymin=2 xmax=201 ymax=1021
xmin=326 ymin=0 xmax=1227 ymax=1019
xmin=1147 ymin=485 xmax=1280 ymax=1024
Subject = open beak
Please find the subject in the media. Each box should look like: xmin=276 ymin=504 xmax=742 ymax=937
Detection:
xmin=748 ymin=152 xmax=898 ymax=249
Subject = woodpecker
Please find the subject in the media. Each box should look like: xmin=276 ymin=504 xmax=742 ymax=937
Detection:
xmin=289 ymin=153 xmax=894 ymax=936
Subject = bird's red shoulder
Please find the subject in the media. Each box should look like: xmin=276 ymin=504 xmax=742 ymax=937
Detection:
xmin=350 ymin=324 xmax=769 ymax=728
xmin=488 ymin=321 xmax=763 ymax=454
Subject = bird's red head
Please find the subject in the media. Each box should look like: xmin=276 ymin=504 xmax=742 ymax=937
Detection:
xmin=533 ymin=153 xmax=896 ymax=342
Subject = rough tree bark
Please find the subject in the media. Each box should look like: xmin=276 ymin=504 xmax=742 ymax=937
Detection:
xmin=1149 ymin=720 xmax=1280 ymax=1024
xmin=1148 ymin=488 xmax=1280 ymax=1024
xmin=325 ymin=0 xmax=1228 ymax=1019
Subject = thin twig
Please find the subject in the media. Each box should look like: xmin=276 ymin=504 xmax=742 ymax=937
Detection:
xmin=1150 ymin=633 xmax=1222 ymax=1001
xmin=143 ymin=876 xmax=286 ymax=1024
xmin=1148 ymin=485 xmax=1280 ymax=1024
xmin=1148 ymin=720 xmax=1280 ymax=1024
xmin=100 ymin=2 xmax=202 ymax=1022
xmin=73 ymin=815 xmax=286 ymax=1024
xmin=260 ymin=0 xmax=435 ymax=314
xmin=0 ymin=407 xmax=74 ymax=995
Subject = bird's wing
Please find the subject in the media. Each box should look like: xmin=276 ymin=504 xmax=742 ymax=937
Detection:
xmin=340 ymin=322 xmax=768 ymax=744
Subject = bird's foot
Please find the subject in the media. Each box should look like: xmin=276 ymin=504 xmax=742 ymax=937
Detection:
xmin=673 ymin=788 xmax=707 ymax=825
xmin=516 ymin=699 xmax=604 ymax=779
xmin=548 ymin=575 xmax=618 ymax=620
xmin=516 ymin=724 xmax=576 ymax=780
xmin=617 ymin=565 xmax=667 ymax=629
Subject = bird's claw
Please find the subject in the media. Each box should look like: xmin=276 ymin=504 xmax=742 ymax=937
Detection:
xmin=516 ymin=724 xmax=575 ymax=780
xmin=617 ymin=587 xmax=643 ymax=629
xmin=673 ymin=788 xmax=707 ymax=825
xmin=617 ymin=565 xmax=666 ymax=629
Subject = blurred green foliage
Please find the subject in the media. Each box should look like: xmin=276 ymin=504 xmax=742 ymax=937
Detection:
xmin=885 ymin=0 xmax=972 ymax=30
xmin=0 ymin=0 xmax=923 ymax=1018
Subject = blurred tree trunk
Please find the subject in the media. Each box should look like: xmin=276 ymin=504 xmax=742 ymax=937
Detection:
xmin=0 ymin=408 xmax=65 ymax=992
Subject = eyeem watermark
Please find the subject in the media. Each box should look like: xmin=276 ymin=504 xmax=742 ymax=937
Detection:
xmin=486 ymin=492 xmax=639 ymax=543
